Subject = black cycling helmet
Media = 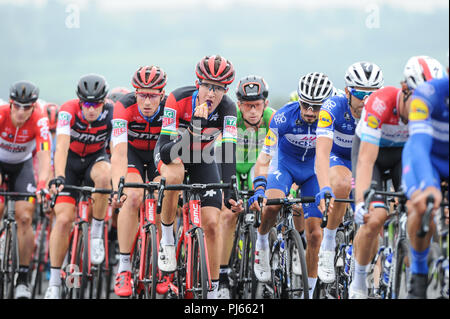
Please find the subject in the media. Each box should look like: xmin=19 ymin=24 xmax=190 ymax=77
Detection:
xmin=9 ymin=80 xmax=39 ymax=104
xmin=236 ymin=75 xmax=269 ymax=101
xmin=76 ymin=73 xmax=109 ymax=102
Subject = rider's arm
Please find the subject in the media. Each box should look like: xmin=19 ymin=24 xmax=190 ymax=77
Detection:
xmin=315 ymin=137 xmax=333 ymax=190
xmin=54 ymin=108 xmax=73 ymax=178
xmin=254 ymin=151 xmax=272 ymax=182
xmin=354 ymin=140 xmax=379 ymax=204
xmin=33 ymin=111 xmax=52 ymax=187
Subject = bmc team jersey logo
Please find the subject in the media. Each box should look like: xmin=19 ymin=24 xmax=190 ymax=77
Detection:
xmin=112 ymin=120 xmax=127 ymax=137
xmin=409 ymin=99 xmax=429 ymax=121
xmin=318 ymin=110 xmax=333 ymax=128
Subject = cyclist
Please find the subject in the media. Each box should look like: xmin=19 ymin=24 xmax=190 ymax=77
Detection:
xmin=249 ymin=72 xmax=336 ymax=298
xmin=350 ymin=56 xmax=446 ymax=299
xmin=216 ymin=75 xmax=275 ymax=298
xmin=110 ymin=65 xmax=167 ymax=297
xmin=0 ymin=81 xmax=51 ymax=299
xmin=401 ymin=64 xmax=449 ymax=298
xmin=155 ymin=55 xmax=242 ymax=299
xmin=315 ymin=62 xmax=384 ymax=284
xmin=45 ymin=74 xmax=113 ymax=299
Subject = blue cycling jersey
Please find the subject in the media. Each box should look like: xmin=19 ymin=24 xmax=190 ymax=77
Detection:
xmin=402 ymin=76 xmax=449 ymax=197
xmin=316 ymin=95 xmax=357 ymax=161
xmin=262 ymin=101 xmax=317 ymax=162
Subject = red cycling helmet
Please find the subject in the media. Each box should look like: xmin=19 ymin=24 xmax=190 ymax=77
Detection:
xmin=44 ymin=103 xmax=59 ymax=131
xmin=132 ymin=66 xmax=167 ymax=90
xmin=195 ymin=55 xmax=235 ymax=86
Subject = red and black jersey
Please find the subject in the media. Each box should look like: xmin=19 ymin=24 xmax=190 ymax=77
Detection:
xmin=56 ymin=99 xmax=113 ymax=157
xmin=159 ymin=86 xmax=237 ymax=151
xmin=111 ymin=92 xmax=166 ymax=152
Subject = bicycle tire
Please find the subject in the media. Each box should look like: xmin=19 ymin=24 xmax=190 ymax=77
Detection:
xmin=130 ymin=235 xmax=144 ymax=299
xmin=7 ymin=223 xmax=19 ymax=299
xmin=242 ymin=226 xmax=257 ymax=299
xmin=144 ymin=224 xmax=158 ymax=299
xmin=391 ymin=239 xmax=410 ymax=299
xmin=77 ymin=222 xmax=90 ymax=299
xmin=175 ymin=227 xmax=186 ymax=299
xmin=228 ymin=215 xmax=243 ymax=299
xmin=31 ymin=217 xmax=48 ymax=299
xmin=334 ymin=230 xmax=348 ymax=299
xmin=191 ymin=227 xmax=209 ymax=299
xmin=269 ymin=227 xmax=282 ymax=299
xmin=286 ymin=229 xmax=309 ymax=299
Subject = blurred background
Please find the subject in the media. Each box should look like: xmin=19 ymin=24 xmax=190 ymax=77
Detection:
xmin=0 ymin=0 xmax=448 ymax=108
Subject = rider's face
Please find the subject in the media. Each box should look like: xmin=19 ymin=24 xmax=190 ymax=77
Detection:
xmin=238 ymin=99 xmax=267 ymax=126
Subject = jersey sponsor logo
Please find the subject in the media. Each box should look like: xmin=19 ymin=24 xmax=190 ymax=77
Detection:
xmin=273 ymin=112 xmax=286 ymax=125
xmin=162 ymin=108 xmax=176 ymax=127
xmin=409 ymin=99 xmax=429 ymax=121
xmin=264 ymin=129 xmax=277 ymax=146
xmin=37 ymin=117 xmax=50 ymax=140
xmin=71 ymin=130 xmax=109 ymax=144
xmin=318 ymin=110 xmax=333 ymax=128
xmin=57 ymin=112 xmax=71 ymax=128
xmin=285 ymin=133 xmax=317 ymax=149
xmin=209 ymin=112 xmax=219 ymax=122
xmin=112 ymin=120 xmax=127 ymax=137
xmin=371 ymin=96 xmax=387 ymax=115
xmin=322 ymin=99 xmax=336 ymax=111
xmin=223 ymin=116 xmax=237 ymax=139
xmin=128 ymin=130 xmax=160 ymax=140
xmin=0 ymin=142 xmax=26 ymax=153
xmin=367 ymin=114 xmax=380 ymax=129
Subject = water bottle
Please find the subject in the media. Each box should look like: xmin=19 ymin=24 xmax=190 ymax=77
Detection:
xmin=344 ymin=245 xmax=352 ymax=276
xmin=382 ymin=248 xmax=393 ymax=286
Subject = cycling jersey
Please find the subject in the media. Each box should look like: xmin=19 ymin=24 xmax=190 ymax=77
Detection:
xmin=402 ymin=76 xmax=449 ymax=198
xmin=156 ymin=86 xmax=237 ymax=208
xmin=262 ymin=101 xmax=317 ymax=162
xmin=0 ymin=103 xmax=51 ymax=164
xmin=56 ymin=99 xmax=113 ymax=157
xmin=355 ymin=87 xmax=408 ymax=148
xmin=317 ymin=95 xmax=357 ymax=162
xmin=263 ymin=101 xmax=321 ymax=219
xmin=111 ymin=93 xmax=166 ymax=152
xmin=236 ymin=106 xmax=275 ymax=174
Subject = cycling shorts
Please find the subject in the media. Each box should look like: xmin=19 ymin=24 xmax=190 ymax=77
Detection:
xmin=0 ymin=158 xmax=36 ymax=202
xmin=127 ymin=146 xmax=158 ymax=182
xmin=352 ymin=135 xmax=402 ymax=209
xmin=267 ymin=156 xmax=321 ymax=219
xmin=56 ymin=149 xmax=110 ymax=205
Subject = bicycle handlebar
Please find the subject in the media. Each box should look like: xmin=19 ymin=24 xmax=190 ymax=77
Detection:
xmin=50 ymin=185 xmax=112 ymax=208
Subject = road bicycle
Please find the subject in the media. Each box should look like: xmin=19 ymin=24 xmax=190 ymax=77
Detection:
xmin=264 ymin=196 xmax=312 ymax=299
xmin=0 ymin=189 xmax=38 ymax=299
xmin=157 ymin=175 xmax=239 ymax=299
xmin=117 ymin=177 xmax=160 ymax=299
xmin=51 ymin=185 xmax=111 ymax=299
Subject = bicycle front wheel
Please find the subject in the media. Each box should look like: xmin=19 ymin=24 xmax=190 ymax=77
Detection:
xmin=286 ymin=229 xmax=309 ymax=299
xmin=144 ymin=224 xmax=158 ymax=299
xmin=191 ymin=227 xmax=209 ymax=299
xmin=31 ymin=217 xmax=49 ymax=299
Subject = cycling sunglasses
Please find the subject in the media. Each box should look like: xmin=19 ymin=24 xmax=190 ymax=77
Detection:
xmin=12 ymin=101 xmax=34 ymax=111
xmin=81 ymin=101 xmax=104 ymax=109
xmin=300 ymin=101 xmax=322 ymax=112
xmin=349 ymin=87 xmax=374 ymax=100
xmin=136 ymin=92 xmax=163 ymax=100
xmin=199 ymin=81 xmax=226 ymax=93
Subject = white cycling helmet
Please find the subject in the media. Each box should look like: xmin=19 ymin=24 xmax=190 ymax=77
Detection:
xmin=404 ymin=55 xmax=446 ymax=89
xmin=344 ymin=61 xmax=384 ymax=89
xmin=297 ymin=72 xmax=333 ymax=104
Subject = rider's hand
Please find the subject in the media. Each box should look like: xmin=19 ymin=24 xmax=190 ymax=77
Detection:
xmin=36 ymin=180 xmax=48 ymax=204
xmin=411 ymin=186 xmax=442 ymax=215
xmin=189 ymin=102 xmax=209 ymax=134
xmin=354 ymin=202 xmax=368 ymax=225
xmin=111 ymin=191 xmax=127 ymax=210
xmin=48 ymin=176 xmax=65 ymax=195
xmin=315 ymin=186 xmax=335 ymax=214
xmin=248 ymin=188 xmax=267 ymax=212
xmin=226 ymin=198 xmax=244 ymax=213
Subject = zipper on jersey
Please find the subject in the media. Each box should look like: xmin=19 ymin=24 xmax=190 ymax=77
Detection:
xmin=13 ymin=127 xmax=19 ymax=144
xmin=81 ymin=124 xmax=90 ymax=157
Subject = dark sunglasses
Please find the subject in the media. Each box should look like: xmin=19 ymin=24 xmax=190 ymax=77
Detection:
xmin=300 ymin=101 xmax=322 ymax=112
xmin=81 ymin=101 xmax=104 ymax=109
